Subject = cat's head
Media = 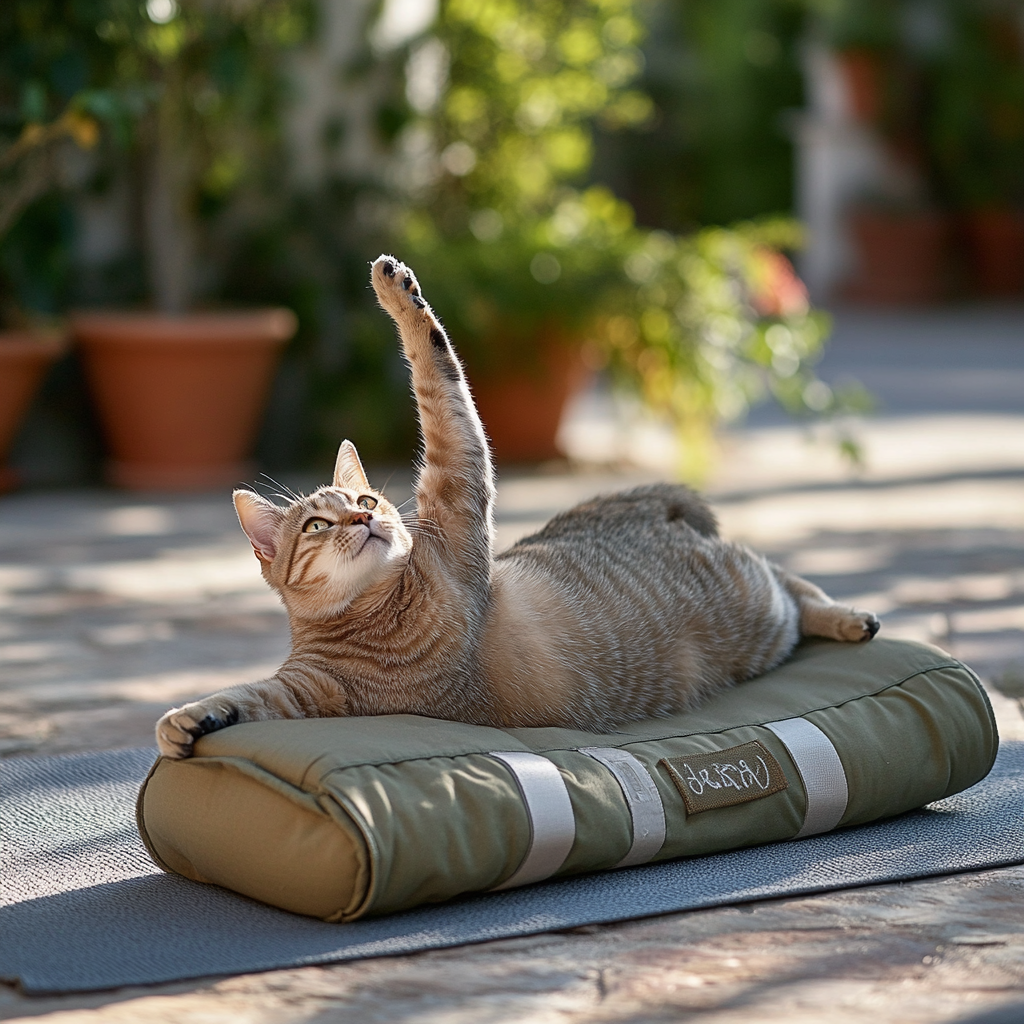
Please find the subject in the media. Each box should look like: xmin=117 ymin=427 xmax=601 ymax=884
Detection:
xmin=233 ymin=440 xmax=413 ymax=620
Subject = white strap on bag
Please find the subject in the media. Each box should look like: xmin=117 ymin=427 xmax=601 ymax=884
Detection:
xmin=764 ymin=718 xmax=849 ymax=838
xmin=488 ymin=751 xmax=576 ymax=890
xmin=578 ymin=747 xmax=666 ymax=867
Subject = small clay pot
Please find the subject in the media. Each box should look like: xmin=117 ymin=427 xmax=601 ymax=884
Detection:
xmin=71 ymin=309 xmax=296 ymax=490
xmin=0 ymin=331 xmax=65 ymax=492
xmin=469 ymin=343 xmax=589 ymax=463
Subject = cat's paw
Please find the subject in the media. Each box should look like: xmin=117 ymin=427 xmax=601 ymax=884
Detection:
xmin=837 ymin=608 xmax=881 ymax=643
xmin=371 ymin=254 xmax=427 ymax=320
xmin=156 ymin=701 xmax=240 ymax=759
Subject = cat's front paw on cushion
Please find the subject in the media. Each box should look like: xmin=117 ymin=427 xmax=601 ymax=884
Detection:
xmin=156 ymin=702 xmax=240 ymax=759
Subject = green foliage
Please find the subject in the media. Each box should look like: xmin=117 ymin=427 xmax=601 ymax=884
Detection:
xmin=0 ymin=0 xmax=314 ymax=315
xmin=596 ymin=219 xmax=845 ymax=478
xmin=403 ymin=185 xmax=634 ymax=370
xmin=394 ymin=0 xmax=653 ymax=371
xmin=427 ymin=0 xmax=652 ymax=220
xmin=926 ymin=4 xmax=1024 ymax=209
xmin=595 ymin=0 xmax=807 ymax=230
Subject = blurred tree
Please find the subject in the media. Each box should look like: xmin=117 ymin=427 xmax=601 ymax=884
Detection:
xmin=93 ymin=0 xmax=313 ymax=313
xmin=0 ymin=0 xmax=313 ymax=315
xmin=594 ymin=0 xmax=807 ymax=231
xmin=926 ymin=2 xmax=1024 ymax=211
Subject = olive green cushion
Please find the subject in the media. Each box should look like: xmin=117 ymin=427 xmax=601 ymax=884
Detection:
xmin=136 ymin=637 xmax=997 ymax=921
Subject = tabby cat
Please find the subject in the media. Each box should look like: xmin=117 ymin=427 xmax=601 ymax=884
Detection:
xmin=156 ymin=255 xmax=879 ymax=758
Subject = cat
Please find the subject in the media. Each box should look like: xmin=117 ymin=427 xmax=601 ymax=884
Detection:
xmin=155 ymin=254 xmax=879 ymax=758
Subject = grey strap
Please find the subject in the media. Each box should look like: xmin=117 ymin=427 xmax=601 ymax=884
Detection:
xmin=764 ymin=718 xmax=849 ymax=838
xmin=579 ymin=747 xmax=666 ymax=867
xmin=488 ymin=751 xmax=576 ymax=890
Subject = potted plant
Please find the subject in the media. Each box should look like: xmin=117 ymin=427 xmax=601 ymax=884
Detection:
xmin=0 ymin=326 xmax=65 ymax=492
xmin=843 ymin=200 xmax=951 ymax=305
xmin=819 ymin=0 xmax=953 ymax=304
xmin=63 ymin=0 xmax=307 ymax=488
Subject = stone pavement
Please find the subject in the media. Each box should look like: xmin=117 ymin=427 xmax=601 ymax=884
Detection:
xmin=2 ymin=306 xmax=1024 ymax=1022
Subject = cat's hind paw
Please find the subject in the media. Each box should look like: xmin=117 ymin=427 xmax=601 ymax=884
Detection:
xmin=156 ymin=701 xmax=240 ymax=759
xmin=839 ymin=608 xmax=881 ymax=643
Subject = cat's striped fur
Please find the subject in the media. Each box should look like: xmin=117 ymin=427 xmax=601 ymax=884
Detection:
xmin=156 ymin=255 xmax=879 ymax=758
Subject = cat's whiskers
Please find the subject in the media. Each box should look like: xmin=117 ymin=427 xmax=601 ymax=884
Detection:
xmin=265 ymin=490 xmax=297 ymax=506
xmin=259 ymin=472 xmax=302 ymax=503
xmin=247 ymin=479 xmax=296 ymax=507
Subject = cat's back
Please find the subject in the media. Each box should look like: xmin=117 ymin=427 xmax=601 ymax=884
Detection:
xmin=498 ymin=483 xmax=718 ymax=567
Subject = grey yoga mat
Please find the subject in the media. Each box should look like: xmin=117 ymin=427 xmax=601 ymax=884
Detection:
xmin=2 ymin=742 xmax=1023 ymax=995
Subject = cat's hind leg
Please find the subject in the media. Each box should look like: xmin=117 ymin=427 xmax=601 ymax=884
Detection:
xmin=772 ymin=565 xmax=880 ymax=642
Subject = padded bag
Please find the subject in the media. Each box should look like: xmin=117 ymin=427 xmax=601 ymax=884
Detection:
xmin=137 ymin=637 xmax=998 ymax=921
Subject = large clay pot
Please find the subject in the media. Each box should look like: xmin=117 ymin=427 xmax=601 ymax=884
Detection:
xmin=71 ymin=309 xmax=296 ymax=490
xmin=0 ymin=331 xmax=65 ymax=492
xmin=843 ymin=209 xmax=951 ymax=305
xmin=469 ymin=344 xmax=589 ymax=463
xmin=963 ymin=208 xmax=1024 ymax=298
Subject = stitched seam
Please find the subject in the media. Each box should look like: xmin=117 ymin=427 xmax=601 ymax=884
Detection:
xmin=604 ymin=660 xmax=967 ymax=754
xmin=295 ymin=658 xmax=968 ymax=774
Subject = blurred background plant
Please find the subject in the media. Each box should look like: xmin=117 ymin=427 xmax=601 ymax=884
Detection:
xmin=3 ymin=0 xmax=1017 ymax=487
xmin=385 ymin=0 xmax=850 ymax=476
xmin=819 ymin=0 xmax=1024 ymax=214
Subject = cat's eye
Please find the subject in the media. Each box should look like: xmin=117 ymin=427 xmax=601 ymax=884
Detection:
xmin=357 ymin=496 xmax=378 ymax=510
xmin=303 ymin=517 xmax=333 ymax=533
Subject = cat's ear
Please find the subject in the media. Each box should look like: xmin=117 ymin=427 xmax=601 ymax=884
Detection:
xmin=233 ymin=490 xmax=285 ymax=562
xmin=333 ymin=439 xmax=370 ymax=490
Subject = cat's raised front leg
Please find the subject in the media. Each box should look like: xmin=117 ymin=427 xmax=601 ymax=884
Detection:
xmin=371 ymin=255 xmax=495 ymax=582
xmin=773 ymin=566 xmax=880 ymax=643
xmin=155 ymin=660 xmax=348 ymax=758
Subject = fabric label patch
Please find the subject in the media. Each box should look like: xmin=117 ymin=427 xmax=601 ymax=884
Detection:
xmin=661 ymin=741 xmax=788 ymax=815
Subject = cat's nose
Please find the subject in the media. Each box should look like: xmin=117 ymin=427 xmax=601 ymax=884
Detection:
xmin=350 ymin=511 xmax=372 ymax=527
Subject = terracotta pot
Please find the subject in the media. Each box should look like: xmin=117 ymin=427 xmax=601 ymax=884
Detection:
xmin=843 ymin=209 xmax=951 ymax=305
xmin=71 ymin=309 xmax=296 ymax=490
xmin=470 ymin=344 xmax=589 ymax=463
xmin=0 ymin=331 xmax=65 ymax=492
xmin=963 ymin=209 xmax=1024 ymax=297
